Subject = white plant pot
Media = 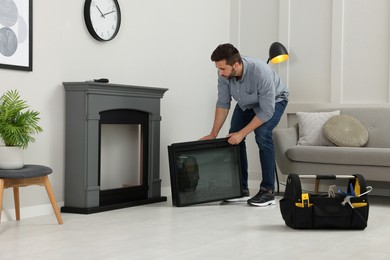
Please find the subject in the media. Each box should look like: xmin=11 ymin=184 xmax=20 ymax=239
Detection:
xmin=0 ymin=146 xmax=24 ymax=169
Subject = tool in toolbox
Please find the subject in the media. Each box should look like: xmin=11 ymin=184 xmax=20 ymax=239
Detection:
xmin=341 ymin=185 xmax=372 ymax=208
xmin=280 ymin=174 xmax=371 ymax=230
xmin=295 ymin=193 xmax=313 ymax=208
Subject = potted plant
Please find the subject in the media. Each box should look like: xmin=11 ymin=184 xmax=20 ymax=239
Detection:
xmin=0 ymin=89 xmax=43 ymax=169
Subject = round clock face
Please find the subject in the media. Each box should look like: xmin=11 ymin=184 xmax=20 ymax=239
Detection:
xmin=84 ymin=0 xmax=121 ymax=41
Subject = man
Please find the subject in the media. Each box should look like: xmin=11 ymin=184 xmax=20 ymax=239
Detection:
xmin=201 ymin=43 xmax=288 ymax=207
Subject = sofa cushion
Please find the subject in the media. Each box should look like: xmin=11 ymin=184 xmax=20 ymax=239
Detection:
xmin=296 ymin=110 xmax=340 ymax=146
xmin=286 ymin=146 xmax=390 ymax=167
xmin=324 ymin=115 xmax=369 ymax=147
xmin=338 ymin=108 xmax=390 ymax=148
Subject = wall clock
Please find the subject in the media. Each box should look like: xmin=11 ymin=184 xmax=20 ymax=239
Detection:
xmin=84 ymin=0 xmax=121 ymax=41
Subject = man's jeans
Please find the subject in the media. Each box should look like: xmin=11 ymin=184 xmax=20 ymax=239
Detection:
xmin=229 ymin=100 xmax=287 ymax=192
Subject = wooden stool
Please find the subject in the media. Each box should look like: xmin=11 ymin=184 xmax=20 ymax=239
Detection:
xmin=0 ymin=164 xmax=63 ymax=224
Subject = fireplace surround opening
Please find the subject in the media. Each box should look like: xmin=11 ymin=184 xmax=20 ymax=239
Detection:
xmin=99 ymin=109 xmax=149 ymax=206
xmin=100 ymin=124 xmax=142 ymax=190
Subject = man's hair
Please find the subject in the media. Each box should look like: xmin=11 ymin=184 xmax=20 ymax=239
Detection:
xmin=211 ymin=43 xmax=242 ymax=65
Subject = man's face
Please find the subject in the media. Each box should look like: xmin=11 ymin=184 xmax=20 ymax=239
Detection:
xmin=215 ymin=60 xmax=237 ymax=79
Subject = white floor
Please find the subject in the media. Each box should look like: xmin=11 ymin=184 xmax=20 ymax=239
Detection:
xmin=0 ymin=193 xmax=390 ymax=260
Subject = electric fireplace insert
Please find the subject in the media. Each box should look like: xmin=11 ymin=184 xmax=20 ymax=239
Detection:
xmin=168 ymin=138 xmax=243 ymax=207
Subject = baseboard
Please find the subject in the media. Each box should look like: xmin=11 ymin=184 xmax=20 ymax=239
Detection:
xmin=0 ymin=201 xmax=64 ymax=223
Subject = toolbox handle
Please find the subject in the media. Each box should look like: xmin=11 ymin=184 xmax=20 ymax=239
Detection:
xmin=298 ymin=175 xmax=355 ymax=179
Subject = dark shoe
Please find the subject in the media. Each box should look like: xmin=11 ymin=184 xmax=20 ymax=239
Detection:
xmin=224 ymin=188 xmax=250 ymax=202
xmin=247 ymin=190 xmax=276 ymax=207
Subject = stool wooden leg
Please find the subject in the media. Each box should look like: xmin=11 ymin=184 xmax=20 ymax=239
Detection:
xmin=0 ymin=179 xmax=4 ymax=223
xmin=43 ymin=176 xmax=63 ymax=224
xmin=13 ymin=187 xmax=20 ymax=220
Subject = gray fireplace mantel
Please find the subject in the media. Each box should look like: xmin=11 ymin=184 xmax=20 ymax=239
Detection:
xmin=62 ymin=81 xmax=168 ymax=213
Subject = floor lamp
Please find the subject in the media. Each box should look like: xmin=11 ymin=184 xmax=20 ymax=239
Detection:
xmin=267 ymin=42 xmax=289 ymax=194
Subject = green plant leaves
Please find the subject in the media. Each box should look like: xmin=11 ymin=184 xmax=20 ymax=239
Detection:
xmin=0 ymin=90 xmax=43 ymax=149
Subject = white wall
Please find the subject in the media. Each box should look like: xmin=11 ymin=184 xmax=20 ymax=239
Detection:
xmin=0 ymin=0 xmax=231 ymax=214
xmin=235 ymin=0 xmax=390 ymax=184
xmin=230 ymin=0 xmax=282 ymax=182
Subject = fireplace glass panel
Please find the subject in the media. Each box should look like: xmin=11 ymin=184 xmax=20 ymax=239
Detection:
xmin=100 ymin=124 xmax=142 ymax=190
xmin=168 ymin=138 xmax=243 ymax=207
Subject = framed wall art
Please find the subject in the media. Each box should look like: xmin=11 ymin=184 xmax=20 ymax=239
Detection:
xmin=0 ymin=0 xmax=32 ymax=71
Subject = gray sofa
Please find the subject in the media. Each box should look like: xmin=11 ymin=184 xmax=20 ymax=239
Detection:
xmin=274 ymin=107 xmax=390 ymax=187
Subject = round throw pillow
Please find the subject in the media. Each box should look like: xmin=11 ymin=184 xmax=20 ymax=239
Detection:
xmin=323 ymin=115 xmax=369 ymax=147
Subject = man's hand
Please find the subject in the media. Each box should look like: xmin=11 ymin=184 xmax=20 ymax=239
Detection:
xmin=226 ymin=132 xmax=245 ymax=145
xmin=226 ymin=116 xmax=263 ymax=145
xmin=200 ymin=134 xmax=217 ymax=140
